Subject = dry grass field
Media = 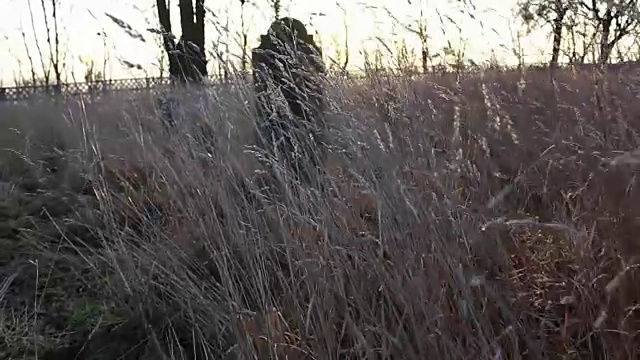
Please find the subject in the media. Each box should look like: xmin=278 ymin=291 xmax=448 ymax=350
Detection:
xmin=1 ymin=65 xmax=640 ymax=359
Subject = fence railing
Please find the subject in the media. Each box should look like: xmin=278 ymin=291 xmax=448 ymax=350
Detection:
xmin=0 ymin=76 xmax=231 ymax=103
xmin=0 ymin=72 xmax=351 ymax=103
xmin=3 ymin=62 xmax=639 ymax=103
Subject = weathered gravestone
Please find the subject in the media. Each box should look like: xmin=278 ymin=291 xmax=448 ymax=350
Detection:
xmin=251 ymin=17 xmax=328 ymax=186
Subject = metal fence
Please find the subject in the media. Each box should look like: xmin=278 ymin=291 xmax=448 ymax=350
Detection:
xmin=0 ymin=72 xmax=343 ymax=103
xmin=3 ymin=62 xmax=638 ymax=103
xmin=0 ymin=76 xmax=225 ymax=103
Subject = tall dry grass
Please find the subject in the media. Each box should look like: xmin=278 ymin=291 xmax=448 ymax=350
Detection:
xmin=1 ymin=65 xmax=640 ymax=359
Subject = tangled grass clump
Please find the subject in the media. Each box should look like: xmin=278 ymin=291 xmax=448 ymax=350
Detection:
xmin=1 ymin=64 xmax=640 ymax=359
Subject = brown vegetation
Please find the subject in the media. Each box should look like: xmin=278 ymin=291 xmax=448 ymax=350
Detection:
xmin=1 ymin=65 xmax=640 ymax=359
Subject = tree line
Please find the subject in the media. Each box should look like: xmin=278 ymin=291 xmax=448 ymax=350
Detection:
xmin=10 ymin=0 xmax=640 ymax=87
xmin=517 ymin=0 xmax=640 ymax=66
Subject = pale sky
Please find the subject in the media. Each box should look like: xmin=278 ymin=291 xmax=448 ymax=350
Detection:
xmin=0 ymin=0 xmax=551 ymax=85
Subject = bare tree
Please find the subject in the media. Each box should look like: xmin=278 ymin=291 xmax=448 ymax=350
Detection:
xmin=268 ymin=0 xmax=281 ymax=19
xmin=156 ymin=0 xmax=208 ymax=84
xmin=517 ymin=0 xmax=575 ymax=67
xmin=47 ymin=0 xmax=62 ymax=89
xmin=627 ymin=28 xmax=640 ymax=61
xmin=336 ymin=3 xmax=350 ymax=73
xmin=19 ymin=27 xmax=38 ymax=86
xmin=239 ymin=0 xmax=249 ymax=73
xmin=578 ymin=0 xmax=640 ymax=64
xmin=27 ymin=0 xmax=50 ymax=84
xmin=557 ymin=8 xmax=599 ymax=64
xmin=223 ymin=8 xmax=231 ymax=80
xmin=509 ymin=23 xmax=527 ymax=69
xmin=416 ymin=3 xmax=429 ymax=74
xmin=24 ymin=0 xmax=64 ymax=91
xmin=384 ymin=1 xmax=430 ymax=74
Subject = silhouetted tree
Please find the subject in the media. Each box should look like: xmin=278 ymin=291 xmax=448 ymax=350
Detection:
xmin=517 ymin=0 xmax=640 ymax=66
xmin=239 ymin=0 xmax=249 ymax=73
xmin=156 ymin=0 xmax=207 ymax=84
xmin=268 ymin=0 xmax=281 ymax=19
xmin=25 ymin=0 xmax=64 ymax=94
xmin=518 ymin=0 xmax=575 ymax=68
xmin=578 ymin=0 xmax=640 ymax=64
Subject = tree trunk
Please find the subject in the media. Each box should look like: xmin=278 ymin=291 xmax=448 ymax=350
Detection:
xmin=157 ymin=0 xmax=207 ymax=84
xmin=598 ymin=11 xmax=613 ymax=65
xmin=157 ymin=0 xmax=179 ymax=78
xmin=550 ymin=16 xmax=564 ymax=68
xmin=240 ymin=3 xmax=248 ymax=73
xmin=599 ymin=42 xmax=613 ymax=65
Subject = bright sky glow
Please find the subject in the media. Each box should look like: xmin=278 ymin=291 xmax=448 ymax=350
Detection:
xmin=0 ymin=0 xmax=551 ymax=85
